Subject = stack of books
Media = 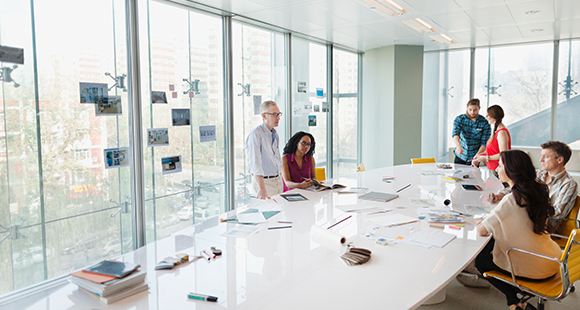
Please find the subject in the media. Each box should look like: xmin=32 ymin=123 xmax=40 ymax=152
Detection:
xmin=70 ymin=260 xmax=148 ymax=304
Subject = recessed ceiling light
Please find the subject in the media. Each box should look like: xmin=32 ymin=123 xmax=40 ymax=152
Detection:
xmin=439 ymin=34 xmax=456 ymax=44
xmin=429 ymin=35 xmax=447 ymax=45
xmin=531 ymin=29 xmax=544 ymax=32
xmin=525 ymin=10 xmax=540 ymax=15
xmin=362 ymin=0 xmax=408 ymax=16
xmin=401 ymin=18 xmax=437 ymax=34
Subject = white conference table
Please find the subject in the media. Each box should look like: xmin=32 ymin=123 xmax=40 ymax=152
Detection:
xmin=13 ymin=164 xmax=504 ymax=310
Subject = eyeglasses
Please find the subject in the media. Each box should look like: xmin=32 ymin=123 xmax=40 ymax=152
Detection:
xmin=300 ymin=141 xmax=312 ymax=147
xmin=265 ymin=112 xmax=283 ymax=118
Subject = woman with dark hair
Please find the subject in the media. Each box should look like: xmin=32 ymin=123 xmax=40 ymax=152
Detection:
xmin=281 ymin=131 xmax=317 ymax=189
xmin=472 ymin=105 xmax=511 ymax=177
xmin=473 ymin=150 xmax=561 ymax=310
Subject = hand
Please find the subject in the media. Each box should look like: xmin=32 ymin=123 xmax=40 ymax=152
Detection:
xmin=299 ymin=179 xmax=314 ymax=189
xmin=471 ymin=160 xmax=480 ymax=167
xmin=486 ymin=192 xmax=504 ymax=204
xmin=471 ymin=217 xmax=483 ymax=225
xmin=256 ymin=187 xmax=269 ymax=200
xmin=455 ymin=145 xmax=463 ymax=155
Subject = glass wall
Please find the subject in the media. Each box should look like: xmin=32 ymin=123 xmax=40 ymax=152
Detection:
xmin=556 ymin=40 xmax=580 ymax=149
xmin=139 ymin=1 xmax=225 ymax=243
xmin=0 ymin=0 xmax=359 ymax=297
xmin=332 ymin=49 xmax=359 ymax=177
xmin=232 ymin=23 xmax=286 ymax=205
xmin=291 ymin=38 xmax=327 ymax=172
xmin=0 ymin=0 xmax=134 ymax=294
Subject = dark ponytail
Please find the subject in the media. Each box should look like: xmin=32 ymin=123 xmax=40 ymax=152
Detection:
xmin=487 ymin=105 xmax=505 ymax=136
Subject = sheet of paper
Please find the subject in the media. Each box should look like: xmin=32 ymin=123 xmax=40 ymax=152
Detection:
xmin=237 ymin=212 xmax=267 ymax=224
xmin=246 ymin=199 xmax=282 ymax=211
xmin=367 ymin=213 xmax=418 ymax=227
xmin=335 ymin=203 xmax=376 ymax=212
xmin=409 ymin=198 xmax=435 ymax=207
xmin=405 ymin=228 xmax=456 ymax=248
xmin=221 ymin=225 xmax=263 ymax=238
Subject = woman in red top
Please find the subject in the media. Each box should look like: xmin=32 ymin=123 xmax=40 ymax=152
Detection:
xmin=472 ymin=105 xmax=511 ymax=177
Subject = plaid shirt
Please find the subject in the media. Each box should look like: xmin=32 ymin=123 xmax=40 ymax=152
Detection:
xmin=537 ymin=169 xmax=578 ymax=219
xmin=452 ymin=114 xmax=491 ymax=162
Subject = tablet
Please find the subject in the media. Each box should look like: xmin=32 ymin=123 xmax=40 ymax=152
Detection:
xmin=461 ymin=184 xmax=482 ymax=191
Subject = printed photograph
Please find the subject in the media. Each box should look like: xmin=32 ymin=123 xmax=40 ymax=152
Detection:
xmin=313 ymin=105 xmax=320 ymax=112
xmin=308 ymin=115 xmax=317 ymax=126
xmin=103 ymin=147 xmax=130 ymax=169
xmin=96 ymin=95 xmax=122 ymax=116
xmin=80 ymin=82 xmax=108 ymax=104
xmin=172 ymin=109 xmax=190 ymax=126
xmin=147 ymin=128 xmax=169 ymax=147
xmin=304 ymin=102 xmax=312 ymax=111
xmin=161 ymin=155 xmax=182 ymax=175
xmin=322 ymin=102 xmax=329 ymax=112
xmin=297 ymin=81 xmax=307 ymax=93
xmin=151 ymin=91 xmax=168 ymax=104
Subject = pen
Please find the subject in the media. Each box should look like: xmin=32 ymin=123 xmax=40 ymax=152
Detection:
xmin=367 ymin=210 xmax=393 ymax=215
xmin=268 ymin=226 xmax=292 ymax=230
xmin=273 ymin=199 xmax=278 ymax=203
xmin=386 ymin=220 xmax=419 ymax=228
xmin=396 ymin=184 xmax=411 ymax=193
xmin=278 ymin=221 xmax=292 ymax=223
xmin=327 ymin=215 xmax=352 ymax=230
xmin=188 ymin=292 xmax=218 ymax=302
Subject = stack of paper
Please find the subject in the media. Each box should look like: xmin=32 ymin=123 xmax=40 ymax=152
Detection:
xmin=405 ymin=228 xmax=456 ymax=248
xmin=70 ymin=260 xmax=148 ymax=304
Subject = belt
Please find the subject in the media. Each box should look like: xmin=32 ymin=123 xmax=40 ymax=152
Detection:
xmin=263 ymin=175 xmax=279 ymax=179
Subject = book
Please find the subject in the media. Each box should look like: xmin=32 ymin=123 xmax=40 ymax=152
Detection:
xmin=83 ymin=260 xmax=140 ymax=278
xmin=79 ymin=281 xmax=149 ymax=304
xmin=306 ymin=180 xmax=346 ymax=191
xmin=280 ymin=193 xmax=308 ymax=202
xmin=442 ymin=177 xmax=463 ymax=183
xmin=70 ymin=270 xmax=116 ymax=284
xmin=70 ymin=269 xmax=146 ymax=297
xmin=358 ymin=191 xmax=399 ymax=203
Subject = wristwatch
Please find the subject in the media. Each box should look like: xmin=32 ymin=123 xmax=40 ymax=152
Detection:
xmin=486 ymin=156 xmax=490 ymax=162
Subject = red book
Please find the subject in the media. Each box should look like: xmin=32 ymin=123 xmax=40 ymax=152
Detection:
xmin=71 ymin=270 xmax=116 ymax=284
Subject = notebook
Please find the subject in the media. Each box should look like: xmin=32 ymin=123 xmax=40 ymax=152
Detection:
xmin=83 ymin=260 xmax=140 ymax=278
xmin=358 ymin=191 xmax=399 ymax=203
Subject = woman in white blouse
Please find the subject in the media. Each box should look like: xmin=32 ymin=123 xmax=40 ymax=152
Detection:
xmin=473 ymin=150 xmax=562 ymax=310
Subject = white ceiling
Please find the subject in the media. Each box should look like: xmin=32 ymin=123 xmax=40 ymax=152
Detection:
xmin=181 ymin=0 xmax=580 ymax=52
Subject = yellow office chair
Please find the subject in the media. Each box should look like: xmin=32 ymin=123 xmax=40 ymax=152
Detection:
xmin=483 ymin=229 xmax=580 ymax=310
xmin=552 ymin=196 xmax=580 ymax=248
xmin=357 ymin=163 xmax=366 ymax=172
xmin=315 ymin=167 xmax=326 ymax=181
xmin=410 ymin=157 xmax=436 ymax=164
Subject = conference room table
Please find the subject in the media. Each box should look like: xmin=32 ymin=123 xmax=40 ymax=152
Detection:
xmin=13 ymin=163 xmax=505 ymax=310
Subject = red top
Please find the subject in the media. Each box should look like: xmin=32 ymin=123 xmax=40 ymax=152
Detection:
xmin=485 ymin=128 xmax=511 ymax=170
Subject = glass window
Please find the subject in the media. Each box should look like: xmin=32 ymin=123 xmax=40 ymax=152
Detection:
xmin=0 ymin=0 xmax=133 ymax=294
xmin=422 ymin=49 xmax=470 ymax=161
xmin=475 ymin=43 xmax=553 ymax=147
xmin=232 ymin=23 xmax=286 ymax=206
xmin=332 ymin=49 xmax=359 ymax=177
xmin=141 ymin=2 xmax=224 ymax=242
xmin=556 ymin=40 xmax=580 ymax=149
xmin=291 ymin=38 xmax=327 ymax=170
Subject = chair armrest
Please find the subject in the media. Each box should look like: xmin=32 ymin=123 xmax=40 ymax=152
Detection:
xmin=505 ymin=247 xmax=561 ymax=285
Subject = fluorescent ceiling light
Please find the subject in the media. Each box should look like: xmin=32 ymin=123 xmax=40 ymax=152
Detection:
xmin=401 ymin=18 xmax=437 ymax=34
xmin=439 ymin=34 xmax=456 ymax=44
xmin=363 ymin=0 xmax=408 ymax=16
xmin=429 ymin=35 xmax=447 ymax=45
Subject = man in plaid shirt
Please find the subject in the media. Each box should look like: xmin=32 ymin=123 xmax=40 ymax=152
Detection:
xmin=452 ymin=98 xmax=491 ymax=165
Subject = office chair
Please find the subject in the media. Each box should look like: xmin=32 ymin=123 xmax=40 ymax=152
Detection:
xmin=315 ymin=167 xmax=326 ymax=181
xmin=357 ymin=163 xmax=366 ymax=172
xmin=552 ymin=195 xmax=580 ymax=248
xmin=483 ymin=229 xmax=580 ymax=310
xmin=410 ymin=157 xmax=436 ymax=164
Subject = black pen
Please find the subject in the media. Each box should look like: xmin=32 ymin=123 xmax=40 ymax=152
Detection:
xmin=268 ymin=226 xmax=292 ymax=230
xmin=327 ymin=215 xmax=352 ymax=230
xmin=396 ymin=184 xmax=411 ymax=193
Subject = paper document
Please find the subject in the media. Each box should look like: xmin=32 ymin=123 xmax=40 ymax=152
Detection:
xmin=221 ymin=225 xmax=263 ymax=238
xmin=367 ymin=213 xmax=418 ymax=227
xmin=335 ymin=203 xmax=376 ymax=212
xmin=405 ymin=228 xmax=456 ymax=248
xmin=246 ymin=199 xmax=282 ymax=211
xmin=237 ymin=212 xmax=267 ymax=224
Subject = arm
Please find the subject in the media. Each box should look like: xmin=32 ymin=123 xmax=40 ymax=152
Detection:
xmin=552 ymin=179 xmax=578 ymax=217
xmin=477 ymin=130 xmax=509 ymax=163
xmin=472 ymin=217 xmax=490 ymax=236
xmin=310 ymin=156 xmax=317 ymax=182
xmin=453 ymin=135 xmax=463 ymax=155
xmin=246 ymin=131 xmax=268 ymax=198
xmin=253 ymin=175 xmax=269 ymax=199
xmin=452 ymin=116 xmax=463 ymax=155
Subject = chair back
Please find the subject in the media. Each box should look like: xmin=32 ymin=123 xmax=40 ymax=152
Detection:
xmin=561 ymin=229 xmax=580 ymax=288
xmin=553 ymin=196 xmax=580 ymax=247
xmin=411 ymin=157 xmax=436 ymax=164
xmin=357 ymin=163 xmax=366 ymax=172
xmin=315 ymin=167 xmax=326 ymax=181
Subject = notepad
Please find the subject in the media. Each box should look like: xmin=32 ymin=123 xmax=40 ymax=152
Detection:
xmin=83 ymin=260 xmax=140 ymax=278
xmin=358 ymin=191 xmax=399 ymax=203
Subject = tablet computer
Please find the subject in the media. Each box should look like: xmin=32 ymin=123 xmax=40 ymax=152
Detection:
xmin=461 ymin=184 xmax=482 ymax=191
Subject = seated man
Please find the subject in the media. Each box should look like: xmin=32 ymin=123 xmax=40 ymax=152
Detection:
xmin=458 ymin=141 xmax=578 ymax=288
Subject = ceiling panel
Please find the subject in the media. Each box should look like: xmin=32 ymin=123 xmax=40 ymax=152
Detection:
xmin=401 ymin=0 xmax=461 ymax=14
xmin=517 ymin=21 xmax=556 ymax=38
xmin=453 ymin=0 xmax=505 ymax=9
xmin=482 ymin=25 xmax=523 ymax=41
xmin=448 ymin=29 xmax=491 ymax=46
xmin=310 ymin=0 xmax=387 ymax=24
xmin=427 ymin=10 xmax=479 ymax=31
xmin=555 ymin=0 xmax=580 ymax=19
xmin=507 ymin=0 xmax=555 ymax=24
xmin=557 ymin=19 xmax=580 ymax=37
xmin=331 ymin=25 xmax=394 ymax=42
xmin=247 ymin=0 xmax=313 ymax=8
xmin=463 ymin=5 xmax=515 ymax=28
xmin=240 ymin=9 xmax=324 ymax=34
xmin=359 ymin=20 xmax=421 ymax=39
xmin=275 ymin=4 xmax=353 ymax=28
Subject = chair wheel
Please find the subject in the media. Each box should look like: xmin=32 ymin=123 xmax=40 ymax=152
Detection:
xmin=571 ymin=285 xmax=575 ymax=292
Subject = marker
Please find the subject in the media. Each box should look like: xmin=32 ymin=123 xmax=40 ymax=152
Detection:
xmin=268 ymin=226 xmax=292 ymax=230
xmin=278 ymin=221 xmax=292 ymax=223
xmin=203 ymin=250 xmax=216 ymax=260
xmin=396 ymin=184 xmax=411 ymax=193
xmin=188 ymin=292 xmax=218 ymax=302
xmin=272 ymin=199 xmax=278 ymax=203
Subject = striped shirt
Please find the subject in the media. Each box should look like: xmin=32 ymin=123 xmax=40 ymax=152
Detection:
xmin=452 ymin=114 xmax=491 ymax=162
xmin=537 ymin=169 xmax=578 ymax=218
xmin=246 ymin=123 xmax=282 ymax=177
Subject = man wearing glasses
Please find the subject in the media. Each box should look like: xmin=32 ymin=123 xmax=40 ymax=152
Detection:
xmin=246 ymin=100 xmax=284 ymax=199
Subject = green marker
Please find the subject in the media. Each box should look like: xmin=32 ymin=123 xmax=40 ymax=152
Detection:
xmin=188 ymin=292 xmax=218 ymax=302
